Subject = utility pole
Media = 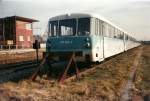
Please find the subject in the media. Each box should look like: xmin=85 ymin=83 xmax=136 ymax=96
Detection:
xmin=33 ymin=39 xmax=40 ymax=63
xmin=2 ymin=18 xmax=5 ymax=45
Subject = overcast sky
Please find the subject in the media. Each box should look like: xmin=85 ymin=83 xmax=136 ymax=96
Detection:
xmin=0 ymin=0 xmax=150 ymax=41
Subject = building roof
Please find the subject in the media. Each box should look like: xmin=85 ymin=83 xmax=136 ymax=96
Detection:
xmin=14 ymin=16 xmax=38 ymax=22
xmin=0 ymin=16 xmax=38 ymax=23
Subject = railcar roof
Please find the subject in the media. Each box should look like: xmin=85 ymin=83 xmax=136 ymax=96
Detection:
xmin=49 ymin=13 xmax=130 ymax=36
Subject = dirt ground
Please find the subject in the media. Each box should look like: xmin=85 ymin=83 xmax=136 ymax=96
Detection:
xmin=0 ymin=45 xmax=149 ymax=101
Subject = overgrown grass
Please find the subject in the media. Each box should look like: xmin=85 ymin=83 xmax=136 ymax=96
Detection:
xmin=135 ymin=45 xmax=150 ymax=92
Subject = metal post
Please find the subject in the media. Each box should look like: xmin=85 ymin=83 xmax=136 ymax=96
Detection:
xmin=30 ymin=53 xmax=48 ymax=81
xmin=0 ymin=45 xmax=2 ymax=51
xmin=76 ymin=18 xmax=78 ymax=36
xmin=9 ymin=45 xmax=10 ymax=50
xmin=36 ymin=47 xmax=39 ymax=62
xmin=59 ymin=53 xmax=80 ymax=84
xmin=35 ymin=40 xmax=39 ymax=63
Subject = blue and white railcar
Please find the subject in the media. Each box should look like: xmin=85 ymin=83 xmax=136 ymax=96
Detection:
xmin=46 ymin=13 xmax=140 ymax=62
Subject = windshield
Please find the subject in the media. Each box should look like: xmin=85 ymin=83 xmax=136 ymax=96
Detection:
xmin=49 ymin=18 xmax=90 ymax=36
xmin=78 ymin=18 xmax=90 ymax=36
xmin=59 ymin=19 xmax=76 ymax=36
xmin=49 ymin=21 xmax=58 ymax=37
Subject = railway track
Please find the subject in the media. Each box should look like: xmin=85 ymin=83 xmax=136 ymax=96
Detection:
xmin=0 ymin=47 xmax=141 ymax=84
xmin=0 ymin=58 xmax=69 ymax=83
xmin=0 ymin=61 xmax=41 ymax=83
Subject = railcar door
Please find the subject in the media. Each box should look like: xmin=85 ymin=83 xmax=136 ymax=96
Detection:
xmin=96 ymin=19 xmax=104 ymax=62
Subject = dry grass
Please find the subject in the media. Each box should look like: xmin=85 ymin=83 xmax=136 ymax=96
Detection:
xmin=134 ymin=45 xmax=150 ymax=96
xmin=0 ymin=46 xmax=144 ymax=101
xmin=62 ymin=47 xmax=140 ymax=101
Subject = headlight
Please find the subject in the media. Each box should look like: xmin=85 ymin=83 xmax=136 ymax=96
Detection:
xmin=86 ymin=42 xmax=91 ymax=48
xmin=85 ymin=38 xmax=90 ymax=42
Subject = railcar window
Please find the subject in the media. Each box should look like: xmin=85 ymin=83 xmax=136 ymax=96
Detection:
xmin=108 ymin=24 xmax=111 ymax=37
xmin=99 ymin=20 xmax=102 ymax=35
xmin=110 ymin=25 xmax=114 ymax=38
xmin=112 ymin=27 xmax=115 ymax=38
xmin=97 ymin=20 xmax=100 ymax=35
xmin=114 ymin=28 xmax=116 ymax=38
xmin=59 ymin=19 xmax=76 ymax=36
xmin=116 ymin=29 xmax=118 ymax=38
xmin=107 ymin=24 xmax=113 ymax=38
xmin=95 ymin=19 xmax=98 ymax=35
xmin=95 ymin=18 xmax=101 ymax=35
xmin=129 ymin=36 xmax=131 ymax=40
xmin=110 ymin=25 xmax=112 ymax=37
xmin=105 ymin=23 xmax=109 ymax=37
xmin=49 ymin=21 xmax=58 ymax=37
xmin=126 ymin=35 xmax=129 ymax=40
xmin=120 ymin=32 xmax=124 ymax=39
xmin=117 ymin=30 xmax=121 ymax=39
xmin=78 ymin=18 xmax=90 ymax=36
xmin=124 ymin=34 xmax=126 ymax=40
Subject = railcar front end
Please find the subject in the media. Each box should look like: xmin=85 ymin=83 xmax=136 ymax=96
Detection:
xmin=46 ymin=17 xmax=95 ymax=62
xmin=46 ymin=36 xmax=92 ymax=62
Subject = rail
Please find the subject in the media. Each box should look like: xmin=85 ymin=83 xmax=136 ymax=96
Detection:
xmin=0 ymin=61 xmax=40 ymax=83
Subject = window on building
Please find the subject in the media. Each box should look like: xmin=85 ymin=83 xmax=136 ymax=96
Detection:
xmin=26 ymin=24 xmax=32 ymax=30
xmin=27 ymin=36 xmax=30 ymax=41
xmin=19 ymin=35 xmax=24 ymax=41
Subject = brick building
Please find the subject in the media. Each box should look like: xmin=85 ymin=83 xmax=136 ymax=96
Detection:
xmin=0 ymin=16 xmax=38 ymax=48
